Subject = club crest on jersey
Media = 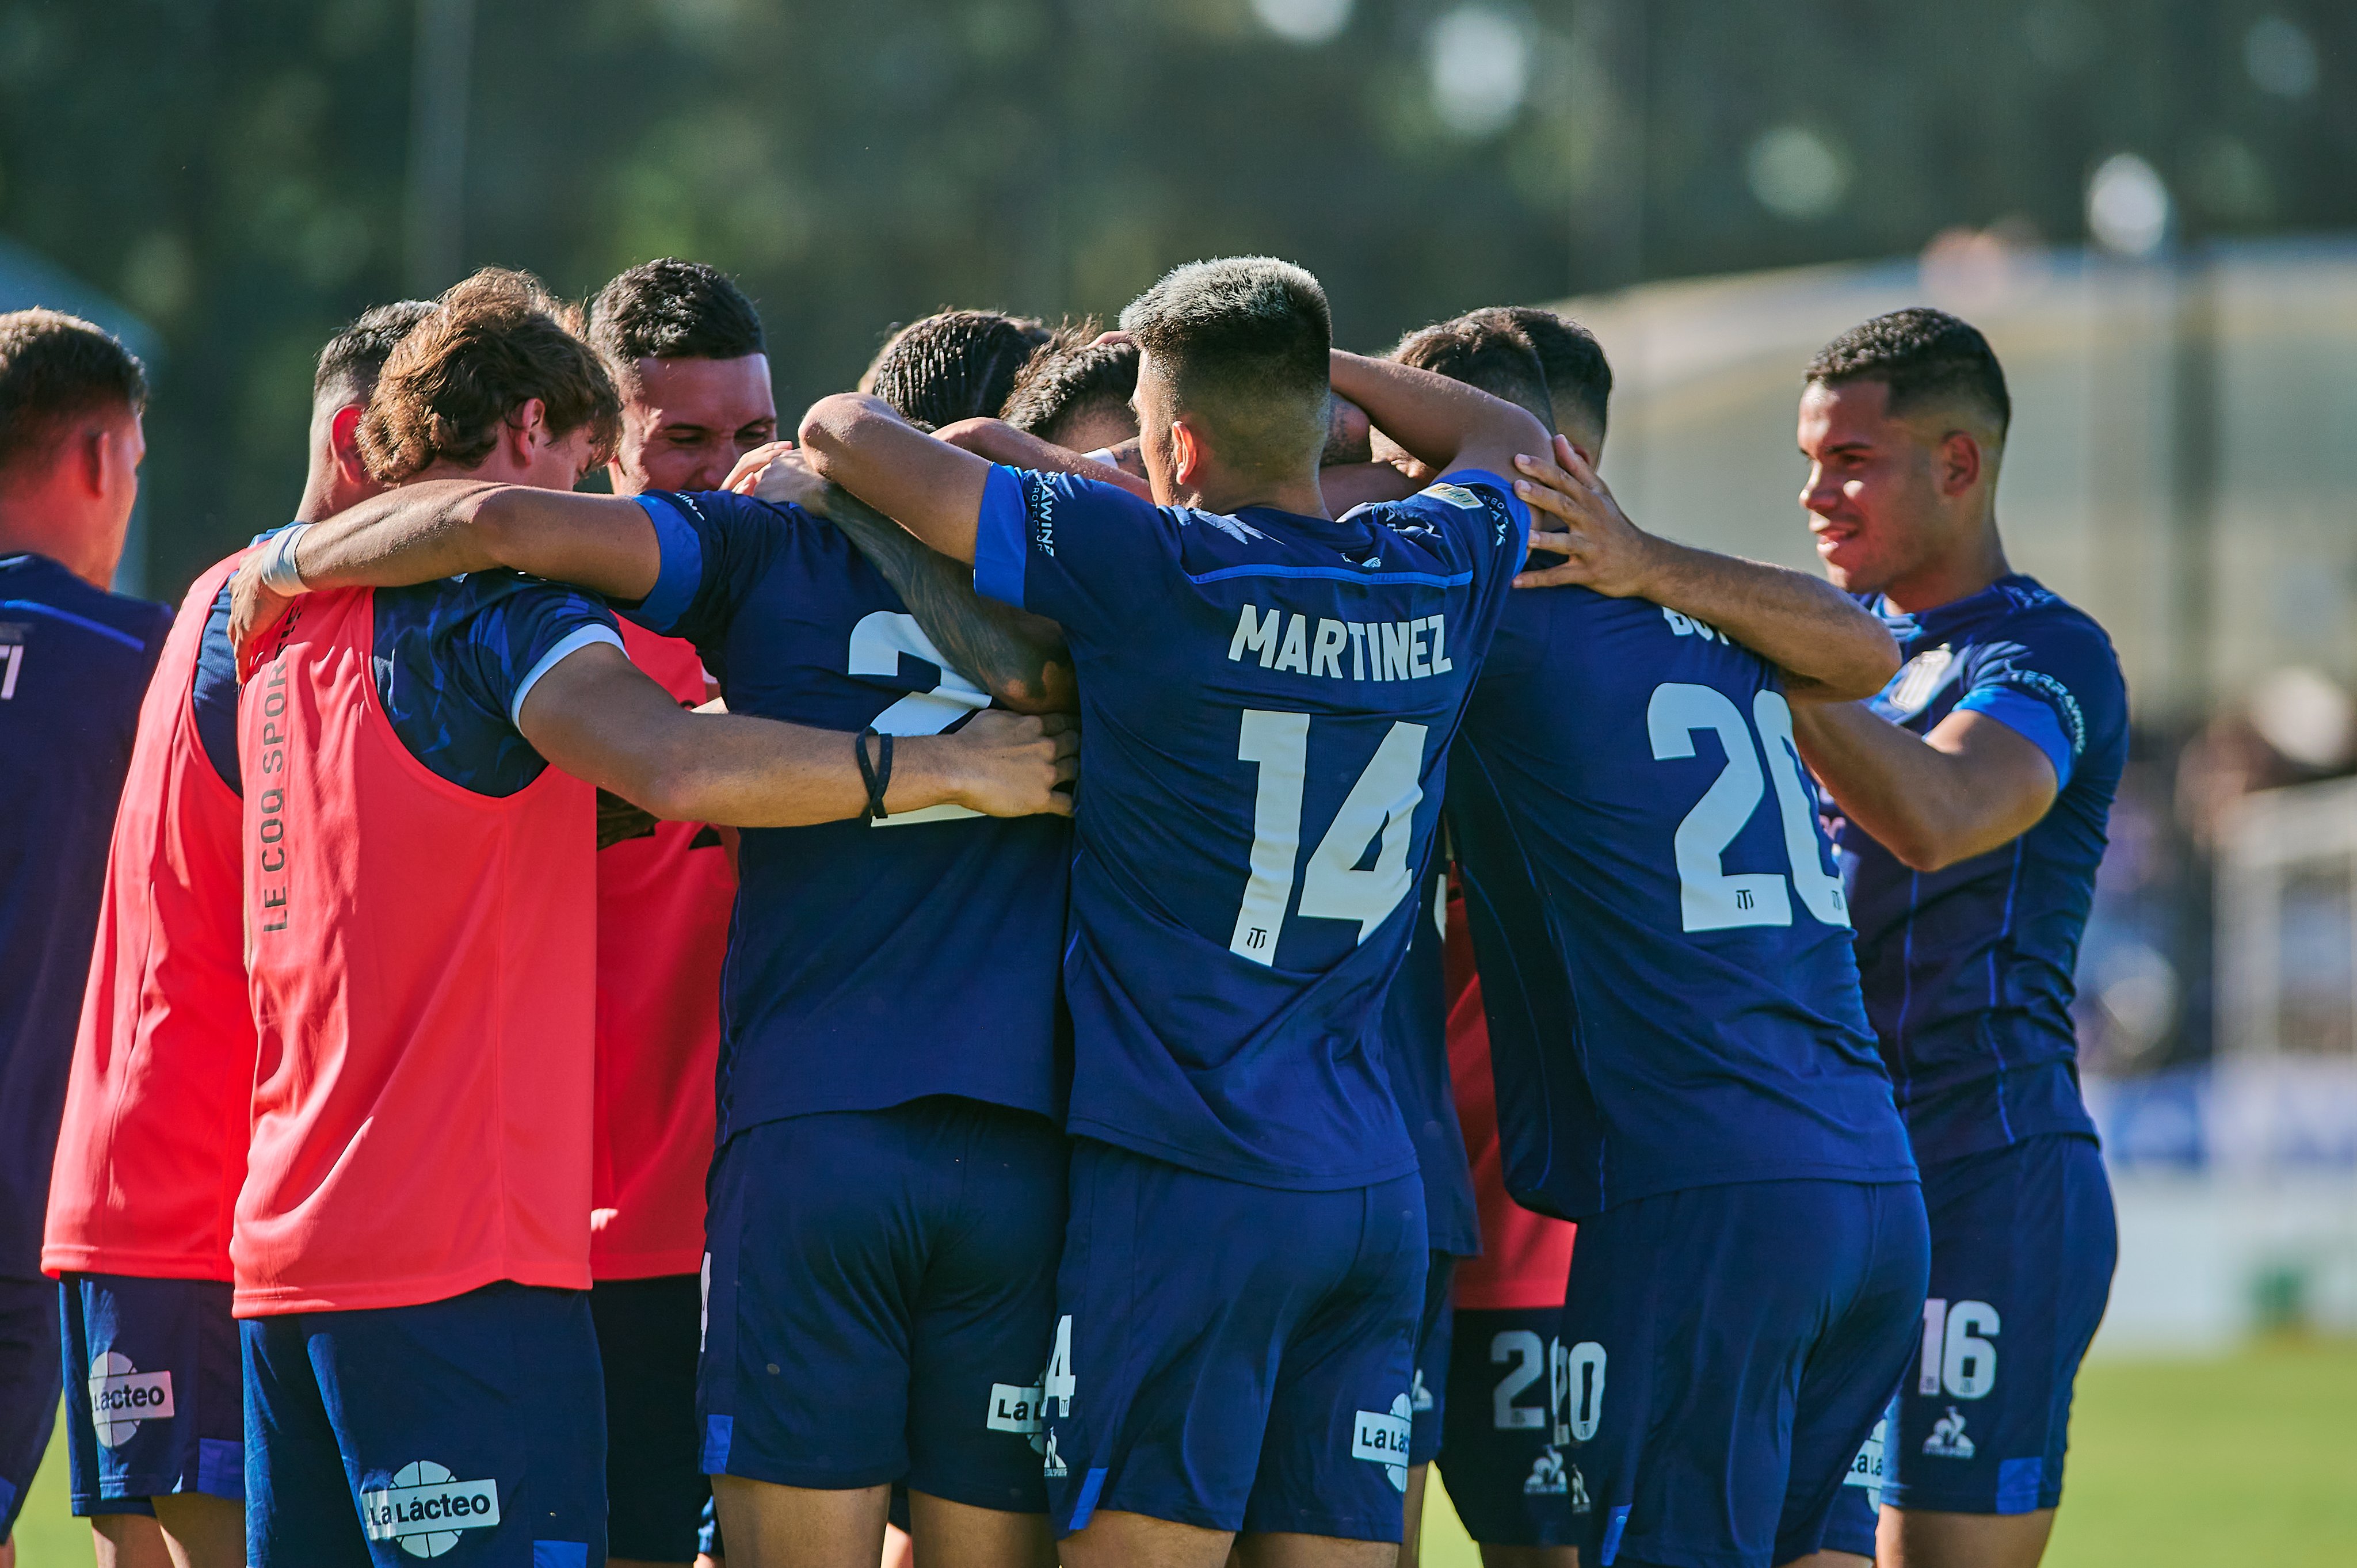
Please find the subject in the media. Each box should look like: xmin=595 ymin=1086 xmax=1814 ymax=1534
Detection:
xmin=1922 ymin=1406 xmax=1976 ymax=1460
xmin=88 ymin=1352 xmax=173 ymax=1448
xmin=360 ymin=1460 xmax=500 ymax=1557
xmin=1876 ymin=644 xmax=1958 ymax=721
xmin=1352 ymin=1394 xmax=1414 ymax=1491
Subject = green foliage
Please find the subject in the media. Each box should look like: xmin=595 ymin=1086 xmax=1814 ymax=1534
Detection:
xmin=0 ymin=0 xmax=2346 ymax=597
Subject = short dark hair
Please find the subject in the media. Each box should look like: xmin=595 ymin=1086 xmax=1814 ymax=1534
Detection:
xmin=586 ymin=259 xmax=766 ymax=391
xmin=1390 ymin=312 xmax=1553 ymax=427
xmin=0 ymin=308 xmax=147 ymax=474
xmin=358 ymin=268 xmax=622 ymax=483
xmin=861 ymin=310 xmax=1051 ymax=431
xmin=1806 ymin=307 xmax=2010 ymax=437
xmin=1001 ymin=321 xmax=1140 ymax=447
xmin=1119 ymin=257 xmax=1331 ymax=477
xmin=1497 ymin=307 xmax=1611 ymax=437
xmin=313 ymin=300 xmax=435 ymax=405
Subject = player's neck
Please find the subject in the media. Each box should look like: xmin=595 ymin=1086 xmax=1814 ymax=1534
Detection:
xmin=1178 ymin=468 xmax=1330 ymax=521
xmin=0 ymin=487 xmax=110 ymax=587
xmin=1880 ymin=519 xmax=2010 ymax=616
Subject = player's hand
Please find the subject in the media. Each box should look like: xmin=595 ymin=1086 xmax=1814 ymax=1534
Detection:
xmin=724 ymin=441 xmax=831 ymax=513
xmin=226 ymin=551 xmax=295 ymax=680
xmin=935 ymin=710 xmax=1079 ymax=818
xmin=1510 ymin=433 xmax=1665 ymax=596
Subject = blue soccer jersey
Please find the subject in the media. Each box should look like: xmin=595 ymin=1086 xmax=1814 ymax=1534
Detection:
xmin=971 ymin=467 xmax=1527 ymax=1189
xmin=0 ymin=554 xmax=170 ymax=1277
xmin=628 ymin=489 xmax=1071 ymax=1139
xmin=1833 ymin=574 xmax=2126 ymax=1163
xmin=1378 ymin=861 xmax=1478 ymax=1256
xmin=1449 ymin=590 xmax=1917 ymax=1221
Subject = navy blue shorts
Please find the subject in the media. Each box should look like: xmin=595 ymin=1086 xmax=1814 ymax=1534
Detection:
xmin=1565 ymin=1179 xmax=1928 ymax=1568
xmin=1438 ymin=1306 xmax=1589 ymax=1548
xmin=60 ymin=1273 xmax=243 ymax=1514
xmin=242 ymin=1281 xmax=605 ymax=1567
xmin=1825 ymin=1132 xmax=2115 ymax=1543
xmin=1409 ymin=1253 xmax=1453 ymax=1469
xmin=591 ymin=1273 xmax=707 ymax=1561
xmin=699 ymin=1096 xmax=1066 ymax=1512
xmin=1043 ymin=1139 xmax=1426 ymax=1543
xmin=0 ymin=1273 xmax=60 ymax=1540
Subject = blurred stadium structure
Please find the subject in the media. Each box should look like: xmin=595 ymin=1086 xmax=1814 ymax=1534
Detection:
xmin=3 ymin=0 xmax=2351 ymax=1349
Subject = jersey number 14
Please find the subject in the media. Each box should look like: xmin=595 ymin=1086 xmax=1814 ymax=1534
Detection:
xmin=1650 ymin=683 xmax=1848 ymax=933
xmin=1230 ymin=709 xmax=1427 ymax=967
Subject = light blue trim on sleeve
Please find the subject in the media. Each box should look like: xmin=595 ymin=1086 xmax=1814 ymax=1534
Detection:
xmin=1438 ymin=468 xmax=1531 ymax=575
xmin=1957 ymin=684 xmax=2076 ymax=788
xmin=971 ymin=465 xmax=1030 ymax=609
xmin=509 ymin=624 xmax=626 ymax=728
xmin=631 ymin=494 xmax=705 ymax=633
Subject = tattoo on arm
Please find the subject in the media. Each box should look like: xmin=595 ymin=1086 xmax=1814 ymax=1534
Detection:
xmin=821 ymin=483 xmax=1077 ymax=714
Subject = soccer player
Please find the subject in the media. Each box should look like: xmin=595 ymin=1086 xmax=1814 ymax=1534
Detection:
xmin=860 ymin=309 xmax=1052 ymax=430
xmin=1791 ymin=311 xmax=2125 ymax=1568
xmin=1445 ymin=305 xmax=1931 ymax=1568
xmin=40 ymin=302 xmax=426 ymax=1568
xmin=1000 ymin=324 xmax=1140 ymax=455
xmin=581 ymin=258 xmax=772 ymax=1568
xmin=0 ymin=308 xmax=171 ymax=1568
xmin=802 ymin=255 xmax=1547 ymax=1568
xmin=227 ymin=269 xmax=1070 ymax=1568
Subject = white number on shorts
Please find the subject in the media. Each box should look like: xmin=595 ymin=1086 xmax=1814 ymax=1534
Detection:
xmin=1932 ymin=1299 xmax=1999 ymax=1400
xmin=0 ymin=643 xmax=22 ymax=700
xmin=1230 ymin=711 xmax=1427 ymax=965
xmin=1560 ymin=1340 xmax=1607 ymax=1444
xmin=1648 ymin=684 xmax=1848 ymax=932
xmin=1043 ymin=1314 xmax=1076 ymax=1417
xmin=1490 ymin=1330 xmax=1547 ymax=1430
xmin=848 ymin=611 xmax=991 ymax=826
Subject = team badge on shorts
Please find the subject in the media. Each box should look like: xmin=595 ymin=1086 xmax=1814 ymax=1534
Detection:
xmin=1921 ymin=1406 xmax=1977 ymax=1460
xmin=1353 ymin=1394 xmax=1414 ymax=1491
xmin=361 ymin=1460 xmax=501 ymax=1558
xmin=88 ymin=1352 xmax=176 ymax=1448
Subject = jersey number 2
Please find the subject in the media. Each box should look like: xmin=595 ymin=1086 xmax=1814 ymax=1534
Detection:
xmin=1230 ymin=709 xmax=1427 ymax=967
xmin=1648 ymin=683 xmax=1848 ymax=932
xmin=848 ymin=611 xmax=990 ymax=827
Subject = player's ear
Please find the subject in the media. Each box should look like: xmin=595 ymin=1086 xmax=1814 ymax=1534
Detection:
xmin=508 ymin=397 xmax=550 ymax=463
xmin=1937 ymin=430 xmax=1982 ymax=497
xmin=1170 ymin=415 xmax=1208 ymax=489
xmin=329 ymin=404 xmax=371 ymax=490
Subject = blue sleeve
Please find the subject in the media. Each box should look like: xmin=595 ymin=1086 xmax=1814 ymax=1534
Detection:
xmin=626 ymin=489 xmax=792 ymax=650
xmin=190 ymin=577 xmax=242 ymax=794
xmin=1953 ymin=624 xmax=2116 ymax=791
xmin=972 ymin=466 xmax=1178 ymax=641
xmin=451 ymin=583 xmax=622 ymax=731
xmin=1378 ymin=470 xmax=1532 ymax=634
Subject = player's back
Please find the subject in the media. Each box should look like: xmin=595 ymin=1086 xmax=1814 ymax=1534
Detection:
xmin=1449 ymin=586 xmax=1914 ymax=1220
xmin=971 ymin=466 xmax=1527 ymax=1189
xmin=1836 ymin=573 xmax=2127 ymax=1162
xmin=627 ymin=489 xmax=1071 ymax=1142
xmin=0 ymin=552 xmax=168 ymax=1275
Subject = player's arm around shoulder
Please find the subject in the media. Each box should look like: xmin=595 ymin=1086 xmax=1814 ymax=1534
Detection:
xmin=799 ymin=392 xmax=993 ymax=564
xmin=227 ymin=481 xmax=662 ymax=666
xmin=516 ymin=640 xmax=1077 ymax=828
xmin=1508 ymin=436 xmax=1899 ymax=703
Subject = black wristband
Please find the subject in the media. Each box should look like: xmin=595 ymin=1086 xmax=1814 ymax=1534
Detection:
xmin=856 ymin=727 xmax=894 ymax=821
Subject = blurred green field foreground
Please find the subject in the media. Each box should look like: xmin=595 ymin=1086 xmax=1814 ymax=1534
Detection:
xmin=14 ymin=1340 xmax=2356 ymax=1565
xmin=1420 ymin=1338 xmax=2357 ymax=1568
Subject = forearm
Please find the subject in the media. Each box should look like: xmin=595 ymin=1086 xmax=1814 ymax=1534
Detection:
xmin=283 ymin=480 xmax=509 ymax=587
xmin=822 ymin=483 xmax=1077 ymax=714
xmin=1635 ymin=540 xmax=1899 ymax=701
xmin=612 ymin=712 xmax=974 ymax=828
xmin=933 ymin=418 xmax=1154 ymax=499
xmin=1326 ymin=350 xmax=1544 ymax=474
xmin=1790 ymin=703 xmax=2022 ymax=871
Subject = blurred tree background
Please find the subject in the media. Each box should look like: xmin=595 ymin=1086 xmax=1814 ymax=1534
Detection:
xmin=0 ymin=0 xmax=2347 ymax=599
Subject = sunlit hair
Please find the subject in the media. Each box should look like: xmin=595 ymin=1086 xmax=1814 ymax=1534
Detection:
xmin=1807 ymin=308 xmax=2010 ymax=438
xmin=1390 ymin=312 xmax=1552 ymax=427
xmin=1001 ymin=320 xmax=1139 ymax=447
xmin=1118 ymin=257 xmax=1330 ymax=479
xmin=860 ymin=309 xmax=1051 ymax=431
xmin=0 ymin=308 xmax=146 ymax=475
xmin=313 ymin=300 xmax=434 ymax=406
xmin=357 ymin=268 xmax=621 ymax=482
xmin=1494 ymin=306 xmax=1611 ymax=439
xmin=586 ymin=258 xmax=766 ymax=393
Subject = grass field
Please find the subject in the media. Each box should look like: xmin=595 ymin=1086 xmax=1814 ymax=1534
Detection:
xmin=13 ymin=1339 xmax=2355 ymax=1565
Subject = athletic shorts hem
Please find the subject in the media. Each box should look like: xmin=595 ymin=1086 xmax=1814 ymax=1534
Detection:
xmin=902 ymin=1468 xmax=1047 ymax=1516
xmin=712 ymin=1456 xmax=907 ymax=1492
xmin=1882 ymin=1482 xmax=2063 ymax=1516
xmin=1239 ymin=1502 xmax=1406 ymax=1543
xmin=68 ymin=1471 xmax=241 ymax=1513
xmin=1593 ymin=1529 xmax=1756 ymax=1568
xmin=68 ymin=1492 xmax=160 ymax=1518
xmin=1059 ymin=1495 xmax=1239 ymax=1538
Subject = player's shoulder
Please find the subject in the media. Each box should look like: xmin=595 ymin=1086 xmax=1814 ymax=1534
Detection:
xmin=0 ymin=551 xmax=170 ymax=654
xmin=1970 ymin=577 xmax=2123 ymax=686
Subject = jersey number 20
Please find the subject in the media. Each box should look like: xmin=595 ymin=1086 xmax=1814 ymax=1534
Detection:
xmin=1649 ymin=683 xmax=1848 ymax=932
xmin=1230 ymin=709 xmax=1427 ymax=967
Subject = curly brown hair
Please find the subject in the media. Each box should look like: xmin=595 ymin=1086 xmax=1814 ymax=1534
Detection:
xmin=357 ymin=269 xmax=621 ymax=482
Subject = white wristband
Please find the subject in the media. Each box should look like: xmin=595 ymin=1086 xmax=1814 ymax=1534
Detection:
xmin=258 ymin=523 xmax=312 ymax=596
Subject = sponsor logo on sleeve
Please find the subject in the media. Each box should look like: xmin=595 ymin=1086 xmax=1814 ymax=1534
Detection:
xmin=89 ymin=1353 xmax=174 ymax=1448
xmin=1421 ymin=483 xmax=1484 ymax=511
xmin=1352 ymin=1394 xmax=1414 ymax=1492
xmin=360 ymin=1460 xmax=500 ymax=1558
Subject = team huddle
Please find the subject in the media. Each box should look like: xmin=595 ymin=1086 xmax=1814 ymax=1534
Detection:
xmin=0 ymin=252 xmax=2125 ymax=1568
